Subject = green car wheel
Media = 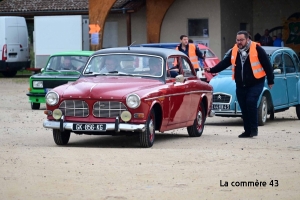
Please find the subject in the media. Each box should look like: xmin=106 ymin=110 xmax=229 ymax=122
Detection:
xmin=31 ymin=102 xmax=40 ymax=110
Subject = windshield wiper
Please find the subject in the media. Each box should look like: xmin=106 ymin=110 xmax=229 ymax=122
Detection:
xmin=83 ymin=71 xmax=108 ymax=76
xmin=46 ymin=68 xmax=59 ymax=72
xmin=107 ymin=71 xmax=135 ymax=76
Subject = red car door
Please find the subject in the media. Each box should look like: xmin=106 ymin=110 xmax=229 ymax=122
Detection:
xmin=167 ymin=56 xmax=191 ymax=125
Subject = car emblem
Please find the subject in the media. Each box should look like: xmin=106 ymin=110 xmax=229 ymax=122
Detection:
xmin=218 ymin=95 xmax=222 ymax=100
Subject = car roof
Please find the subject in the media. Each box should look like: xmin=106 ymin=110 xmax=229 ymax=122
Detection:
xmin=132 ymin=43 xmax=179 ymax=49
xmin=133 ymin=42 xmax=209 ymax=50
xmin=51 ymin=51 xmax=94 ymax=56
xmin=261 ymin=46 xmax=294 ymax=55
xmin=92 ymin=46 xmax=187 ymax=57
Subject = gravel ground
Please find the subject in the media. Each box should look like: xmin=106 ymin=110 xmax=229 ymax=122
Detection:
xmin=0 ymin=77 xmax=299 ymax=200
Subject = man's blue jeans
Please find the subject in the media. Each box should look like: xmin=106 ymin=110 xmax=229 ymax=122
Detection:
xmin=236 ymin=82 xmax=264 ymax=134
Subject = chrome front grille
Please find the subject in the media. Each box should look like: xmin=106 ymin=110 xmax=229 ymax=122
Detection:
xmin=213 ymin=93 xmax=231 ymax=103
xmin=59 ymin=100 xmax=89 ymax=117
xmin=93 ymin=101 xmax=127 ymax=118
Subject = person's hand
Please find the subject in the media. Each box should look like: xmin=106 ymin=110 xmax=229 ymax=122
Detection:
xmin=268 ymin=84 xmax=274 ymax=89
xmin=204 ymin=67 xmax=211 ymax=73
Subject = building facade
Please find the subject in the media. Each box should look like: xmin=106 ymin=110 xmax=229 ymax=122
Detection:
xmin=1 ymin=0 xmax=300 ymax=58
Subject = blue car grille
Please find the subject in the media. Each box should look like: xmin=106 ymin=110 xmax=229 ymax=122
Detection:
xmin=213 ymin=94 xmax=231 ymax=103
xmin=59 ymin=100 xmax=89 ymax=117
xmin=93 ymin=101 xmax=127 ymax=118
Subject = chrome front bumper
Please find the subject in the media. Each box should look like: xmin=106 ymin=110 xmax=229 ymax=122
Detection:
xmin=208 ymin=110 xmax=215 ymax=117
xmin=43 ymin=120 xmax=146 ymax=132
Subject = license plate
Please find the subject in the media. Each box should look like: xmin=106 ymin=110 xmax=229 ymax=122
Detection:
xmin=213 ymin=104 xmax=230 ymax=110
xmin=73 ymin=123 xmax=106 ymax=131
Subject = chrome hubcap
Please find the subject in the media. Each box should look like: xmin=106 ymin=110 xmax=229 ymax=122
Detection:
xmin=262 ymin=101 xmax=267 ymax=122
xmin=197 ymin=110 xmax=203 ymax=129
xmin=149 ymin=118 xmax=154 ymax=141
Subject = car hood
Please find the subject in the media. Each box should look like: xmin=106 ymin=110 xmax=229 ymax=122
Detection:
xmin=209 ymin=72 xmax=235 ymax=95
xmin=30 ymin=71 xmax=81 ymax=79
xmin=59 ymin=76 xmax=163 ymax=99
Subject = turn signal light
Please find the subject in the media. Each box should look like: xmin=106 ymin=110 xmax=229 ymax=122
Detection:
xmin=44 ymin=110 xmax=52 ymax=116
xmin=134 ymin=113 xmax=144 ymax=119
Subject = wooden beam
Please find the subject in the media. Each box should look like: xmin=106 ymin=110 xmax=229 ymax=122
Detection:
xmin=89 ymin=0 xmax=117 ymax=50
xmin=126 ymin=13 xmax=132 ymax=45
xmin=146 ymin=0 xmax=175 ymax=43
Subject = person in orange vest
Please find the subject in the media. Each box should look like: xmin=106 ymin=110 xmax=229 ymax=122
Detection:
xmin=176 ymin=35 xmax=205 ymax=72
xmin=204 ymin=30 xmax=274 ymax=138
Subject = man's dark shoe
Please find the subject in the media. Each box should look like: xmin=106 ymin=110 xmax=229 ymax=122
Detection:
xmin=250 ymin=131 xmax=258 ymax=137
xmin=238 ymin=132 xmax=253 ymax=138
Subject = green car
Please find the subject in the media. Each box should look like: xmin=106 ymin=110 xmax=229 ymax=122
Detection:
xmin=27 ymin=51 xmax=94 ymax=110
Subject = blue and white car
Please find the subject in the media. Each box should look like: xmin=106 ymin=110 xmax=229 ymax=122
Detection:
xmin=210 ymin=46 xmax=300 ymax=125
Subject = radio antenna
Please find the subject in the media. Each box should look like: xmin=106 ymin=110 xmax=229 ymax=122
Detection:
xmin=128 ymin=41 xmax=136 ymax=50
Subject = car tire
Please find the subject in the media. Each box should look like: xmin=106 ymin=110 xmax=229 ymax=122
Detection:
xmin=258 ymin=95 xmax=267 ymax=126
xmin=53 ymin=129 xmax=71 ymax=145
xmin=31 ymin=102 xmax=40 ymax=110
xmin=296 ymin=105 xmax=300 ymax=120
xmin=187 ymin=102 xmax=205 ymax=137
xmin=139 ymin=109 xmax=155 ymax=148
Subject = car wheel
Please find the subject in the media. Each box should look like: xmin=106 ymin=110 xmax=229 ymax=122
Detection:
xmin=53 ymin=129 xmax=71 ymax=145
xmin=139 ymin=109 xmax=155 ymax=148
xmin=31 ymin=102 xmax=40 ymax=110
xmin=270 ymin=108 xmax=275 ymax=120
xmin=296 ymin=105 xmax=300 ymax=120
xmin=258 ymin=95 xmax=267 ymax=126
xmin=187 ymin=102 xmax=205 ymax=137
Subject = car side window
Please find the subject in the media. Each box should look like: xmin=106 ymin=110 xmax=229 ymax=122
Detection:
xmin=273 ymin=54 xmax=283 ymax=74
xmin=181 ymin=57 xmax=194 ymax=77
xmin=292 ymin=54 xmax=300 ymax=73
xmin=284 ymin=54 xmax=296 ymax=74
xmin=166 ymin=57 xmax=179 ymax=78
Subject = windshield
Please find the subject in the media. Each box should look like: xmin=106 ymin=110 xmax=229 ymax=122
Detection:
xmin=45 ymin=55 xmax=89 ymax=72
xmin=83 ymin=54 xmax=164 ymax=77
xmin=200 ymin=49 xmax=216 ymax=58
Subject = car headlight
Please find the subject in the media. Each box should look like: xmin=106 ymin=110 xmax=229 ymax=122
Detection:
xmin=126 ymin=94 xmax=141 ymax=109
xmin=33 ymin=81 xmax=43 ymax=88
xmin=46 ymin=91 xmax=59 ymax=106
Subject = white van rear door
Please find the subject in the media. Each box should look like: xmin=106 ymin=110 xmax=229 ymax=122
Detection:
xmin=17 ymin=17 xmax=29 ymax=61
xmin=5 ymin=17 xmax=29 ymax=62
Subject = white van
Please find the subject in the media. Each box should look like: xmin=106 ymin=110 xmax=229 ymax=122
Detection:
xmin=0 ymin=16 xmax=31 ymax=77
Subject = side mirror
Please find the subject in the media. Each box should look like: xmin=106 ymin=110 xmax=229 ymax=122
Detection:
xmin=273 ymin=68 xmax=281 ymax=74
xmin=204 ymin=51 xmax=207 ymax=56
xmin=175 ymin=74 xmax=185 ymax=83
xmin=273 ymin=64 xmax=279 ymax=69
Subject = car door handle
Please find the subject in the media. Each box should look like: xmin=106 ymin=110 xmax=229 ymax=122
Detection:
xmin=283 ymin=77 xmax=287 ymax=80
xmin=20 ymin=49 xmax=23 ymax=51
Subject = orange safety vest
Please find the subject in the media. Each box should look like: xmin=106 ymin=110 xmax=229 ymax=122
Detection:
xmin=176 ymin=44 xmax=200 ymax=69
xmin=231 ymin=42 xmax=266 ymax=80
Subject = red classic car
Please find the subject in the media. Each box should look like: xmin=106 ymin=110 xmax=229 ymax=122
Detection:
xmin=43 ymin=47 xmax=214 ymax=147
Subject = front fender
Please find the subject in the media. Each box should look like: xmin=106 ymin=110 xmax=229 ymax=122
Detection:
xmin=257 ymin=87 xmax=273 ymax=108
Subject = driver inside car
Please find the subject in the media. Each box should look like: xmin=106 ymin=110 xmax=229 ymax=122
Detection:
xmin=149 ymin=57 xmax=162 ymax=76
xmin=60 ymin=57 xmax=77 ymax=70
xmin=100 ymin=57 xmax=120 ymax=73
